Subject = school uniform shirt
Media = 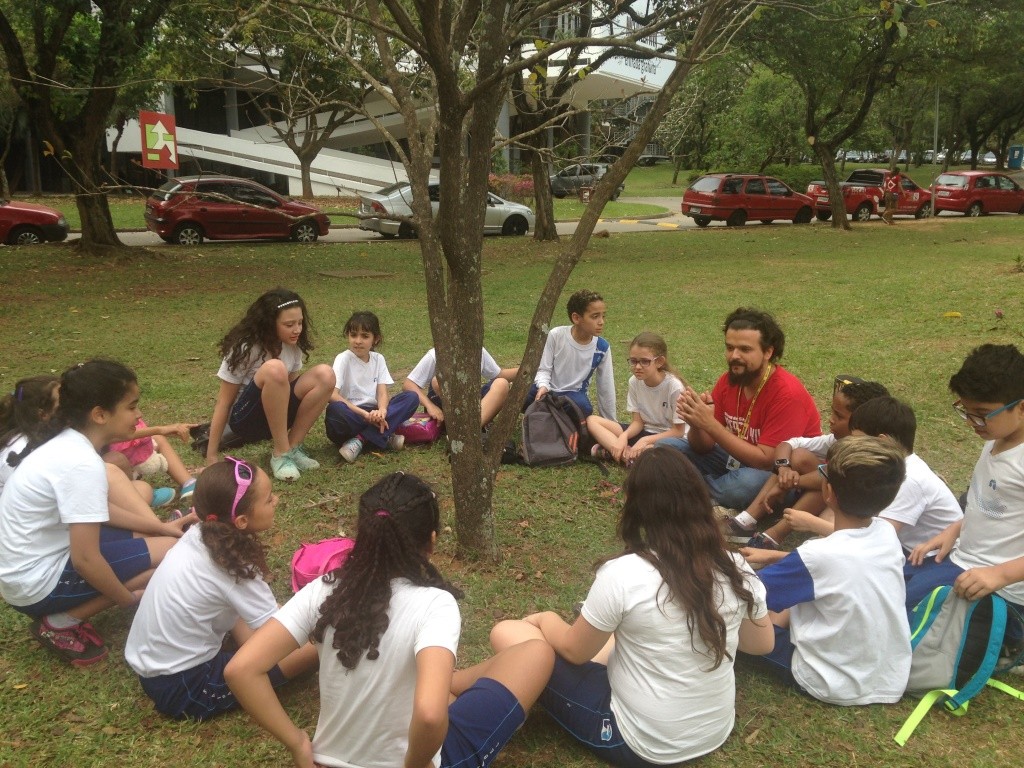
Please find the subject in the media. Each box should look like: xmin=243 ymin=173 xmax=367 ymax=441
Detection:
xmin=125 ymin=525 xmax=278 ymax=677
xmin=0 ymin=429 xmax=108 ymax=607
xmin=581 ymin=552 xmax=768 ymax=764
xmin=332 ymin=350 xmax=393 ymax=407
xmin=881 ymin=453 xmax=963 ymax=555
xmin=710 ymin=365 xmax=821 ymax=450
xmin=0 ymin=434 xmax=28 ymax=495
xmin=758 ymin=518 xmax=911 ymax=705
xmin=406 ymin=347 xmax=502 ymax=389
xmin=784 ymin=433 xmax=836 ymax=459
xmin=534 ymin=325 xmax=616 ymax=419
xmin=217 ymin=342 xmax=304 ymax=388
xmin=276 ymin=576 xmax=460 ymax=768
xmin=625 ymin=373 xmax=686 ymax=434
xmin=951 ymin=440 xmax=1024 ymax=606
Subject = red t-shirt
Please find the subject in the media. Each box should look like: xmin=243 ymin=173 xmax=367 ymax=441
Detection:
xmin=710 ymin=365 xmax=821 ymax=448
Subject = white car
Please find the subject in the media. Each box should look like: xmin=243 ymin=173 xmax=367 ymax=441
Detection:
xmin=358 ymin=182 xmax=535 ymax=238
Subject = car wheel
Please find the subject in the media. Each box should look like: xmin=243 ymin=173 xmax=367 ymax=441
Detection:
xmin=815 ymin=210 xmax=832 ymax=222
xmin=793 ymin=207 xmax=813 ymax=225
xmin=552 ymin=191 xmax=566 ymax=199
xmin=914 ymin=205 xmax=931 ymax=219
xmin=501 ymin=215 xmax=529 ymax=236
xmin=853 ymin=203 xmax=873 ymax=222
xmin=966 ymin=201 xmax=983 ymax=217
xmin=693 ymin=216 xmax=711 ymax=228
xmin=1018 ymin=205 xmax=1024 ymax=215
xmin=610 ymin=189 xmax=621 ymax=201
xmin=397 ymin=221 xmax=417 ymax=239
xmin=8 ymin=225 xmax=44 ymax=245
xmin=173 ymin=223 xmax=204 ymax=245
xmin=726 ymin=210 xmax=747 ymax=227
xmin=291 ymin=220 xmax=319 ymax=243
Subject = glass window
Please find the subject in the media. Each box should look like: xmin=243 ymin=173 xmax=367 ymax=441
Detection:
xmin=745 ymin=179 xmax=767 ymax=195
xmin=691 ymin=176 xmax=722 ymax=193
xmin=766 ymin=179 xmax=790 ymax=196
xmin=722 ymin=178 xmax=743 ymax=194
xmin=935 ymin=174 xmax=967 ymax=188
xmin=997 ymin=175 xmax=1018 ymax=191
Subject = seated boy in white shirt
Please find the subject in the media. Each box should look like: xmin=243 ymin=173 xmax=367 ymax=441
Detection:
xmin=403 ymin=347 xmax=517 ymax=428
xmin=751 ymin=435 xmax=912 ymax=705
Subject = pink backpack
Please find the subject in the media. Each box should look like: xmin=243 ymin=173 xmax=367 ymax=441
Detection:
xmin=290 ymin=537 xmax=355 ymax=592
xmin=395 ymin=412 xmax=442 ymax=444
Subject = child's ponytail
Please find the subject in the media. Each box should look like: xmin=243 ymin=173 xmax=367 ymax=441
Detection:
xmin=1 ymin=375 xmax=60 ymax=467
xmin=312 ymin=472 xmax=460 ymax=669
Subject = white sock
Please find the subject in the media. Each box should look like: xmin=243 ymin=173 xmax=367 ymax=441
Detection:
xmin=733 ymin=512 xmax=758 ymax=530
xmin=44 ymin=613 xmax=82 ymax=629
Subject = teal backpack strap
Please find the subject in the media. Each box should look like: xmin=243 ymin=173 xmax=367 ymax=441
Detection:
xmin=909 ymin=586 xmax=951 ymax=648
xmin=945 ymin=595 xmax=1007 ymax=712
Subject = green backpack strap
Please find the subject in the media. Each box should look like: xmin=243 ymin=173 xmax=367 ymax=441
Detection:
xmin=894 ymin=688 xmax=961 ymax=746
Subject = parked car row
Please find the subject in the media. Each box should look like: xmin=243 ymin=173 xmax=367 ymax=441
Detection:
xmin=933 ymin=171 xmax=1024 ymax=216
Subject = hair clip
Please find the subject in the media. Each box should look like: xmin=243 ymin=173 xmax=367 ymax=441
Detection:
xmin=276 ymin=299 xmax=300 ymax=310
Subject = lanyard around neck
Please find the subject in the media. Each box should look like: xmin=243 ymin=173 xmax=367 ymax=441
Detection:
xmin=735 ymin=363 xmax=773 ymax=440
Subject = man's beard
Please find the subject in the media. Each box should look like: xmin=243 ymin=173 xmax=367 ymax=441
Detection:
xmin=727 ymin=363 xmax=763 ymax=387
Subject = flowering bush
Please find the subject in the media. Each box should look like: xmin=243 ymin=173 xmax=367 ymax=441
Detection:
xmin=488 ymin=174 xmax=535 ymax=204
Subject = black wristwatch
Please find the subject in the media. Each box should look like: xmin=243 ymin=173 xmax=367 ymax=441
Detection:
xmin=773 ymin=458 xmax=791 ymax=474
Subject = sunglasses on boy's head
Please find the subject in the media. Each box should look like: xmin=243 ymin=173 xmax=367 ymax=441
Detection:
xmin=833 ymin=374 xmax=865 ymax=396
xmin=224 ymin=455 xmax=253 ymax=521
xmin=817 ymin=463 xmax=829 ymax=482
xmin=952 ymin=399 xmax=1023 ymax=428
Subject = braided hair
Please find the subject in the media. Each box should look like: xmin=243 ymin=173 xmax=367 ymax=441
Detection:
xmin=1 ymin=375 xmax=59 ymax=470
xmin=312 ymin=472 xmax=461 ymax=669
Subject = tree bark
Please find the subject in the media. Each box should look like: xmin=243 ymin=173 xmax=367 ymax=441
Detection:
xmin=814 ymin=143 xmax=849 ymax=231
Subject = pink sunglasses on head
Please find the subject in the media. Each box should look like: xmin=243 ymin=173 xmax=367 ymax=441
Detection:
xmin=223 ymin=455 xmax=253 ymax=521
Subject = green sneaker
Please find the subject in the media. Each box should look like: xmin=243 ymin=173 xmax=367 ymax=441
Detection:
xmin=287 ymin=445 xmax=321 ymax=471
xmin=270 ymin=452 xmax=301 ymax=481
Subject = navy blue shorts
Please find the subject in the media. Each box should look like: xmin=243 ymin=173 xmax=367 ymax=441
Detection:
xmin=15 ymin=526 xmax=152 ymax=617
xmin=229 ymin=377 xmax=302 ymax=443
xmin=442 ymin=677 xmax=525 ymax=768
xmin=427 ymin=380 xmax=496 ymax=411
xmin=537 ymin=658 xmax=657 ymax=768
xmin=139 ymin=649 xmax=287 ymax=721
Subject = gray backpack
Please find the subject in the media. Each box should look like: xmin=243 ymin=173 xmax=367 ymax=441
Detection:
xmin=519 ymin=394 xmax=581 ymax=467
xmin=895 ymin=586 xmax=1024 ymax=745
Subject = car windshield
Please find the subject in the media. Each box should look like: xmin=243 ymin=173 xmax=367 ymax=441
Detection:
xmin=151 ymin=181 xmax=184 ymax=202
xmin=935 ymin=174 xmax=968 ymax=188
xmin=690 ymin=176 xmax=722 ymax=193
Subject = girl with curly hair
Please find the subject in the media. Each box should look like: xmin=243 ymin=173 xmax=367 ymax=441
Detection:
xmin=207 ymin=288 xmax=335 ymax=482
xmin=225 ymin=472 xmax=554 ymax=768
xmin=491 ymin=448 xmax=775 ymax=767
xmin=125 ymin=457 xmax=317 ymax=720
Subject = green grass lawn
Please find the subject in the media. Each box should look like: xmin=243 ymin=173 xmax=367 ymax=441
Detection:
xmin=1 ymin=217 xmax=1023 ymax=766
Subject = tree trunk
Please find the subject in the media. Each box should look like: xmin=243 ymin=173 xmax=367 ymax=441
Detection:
xmin=531 ymin=149 xmax=559 ymax=241
xmin=300 ymin=158 xmax=314 ymax=198
xmin=68 ymin=134 xmax=123 ymax=252
xmin=815 ymin=143 xmax=850 ymax=231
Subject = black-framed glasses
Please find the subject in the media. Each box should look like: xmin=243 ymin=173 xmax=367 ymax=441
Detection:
xmin=952 ymin=399 xmax=1022 ymax=428
xmin=817 ymin=463 xmax=829 ymax=482
xmin=627 ymin=356 xmax=661 ymax=368
xmin=224 ymin=455 xmax=254 ymax=521
xmin=833 ymin=374 xmax=864 ymax=396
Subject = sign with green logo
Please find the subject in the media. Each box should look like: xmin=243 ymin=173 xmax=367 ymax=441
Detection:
xmin=139 ymin=111 xmax=178 ymax=169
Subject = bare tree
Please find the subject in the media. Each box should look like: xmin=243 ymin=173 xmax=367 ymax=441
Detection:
xmin=252 ymin=0 xmax=758 ymax=558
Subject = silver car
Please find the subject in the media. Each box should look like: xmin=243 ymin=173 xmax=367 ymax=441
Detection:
xmin=549 ymin=163 xmax=624 ymax=200
xmin=358 ymin=182 xmax=535 ymax=238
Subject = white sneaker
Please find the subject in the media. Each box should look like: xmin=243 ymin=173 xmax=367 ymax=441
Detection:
xmin=387 ymin=434 xmax=405 ymax=451
xmin=270 ymin=453 xmax=301 ymax=481
xmin=339 ymin=438 xmax=363 ymax=463
xmin=287 ymin=445 xmax=321 ymax=471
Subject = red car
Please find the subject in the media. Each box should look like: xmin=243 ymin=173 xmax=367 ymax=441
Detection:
xmin=681 ymin=173 xmax=814 ymax=227
xmin=145 ymin=176 xmax=330 ymax=244
xmin=933 ymin=171 xmax=1024 ymax=217
xmin=0 ymin=199 xmax=70 ymax=245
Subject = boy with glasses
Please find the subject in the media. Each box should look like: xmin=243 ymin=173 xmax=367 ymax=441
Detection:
xmin=905 ymin=345 xmax=1024 ymax=639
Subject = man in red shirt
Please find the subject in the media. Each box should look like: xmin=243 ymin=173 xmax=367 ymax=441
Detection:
xmin=662 ymin=308 xmax=821 ymax=510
